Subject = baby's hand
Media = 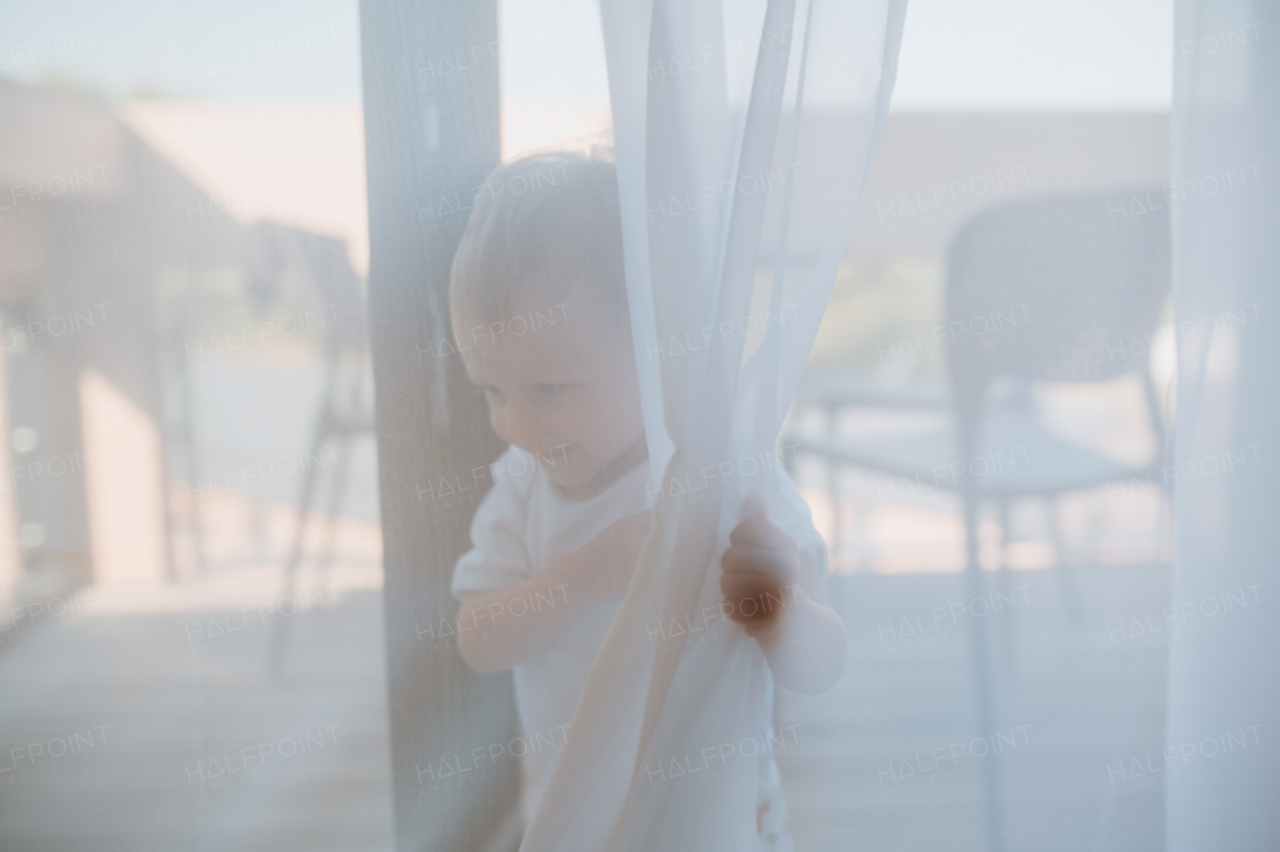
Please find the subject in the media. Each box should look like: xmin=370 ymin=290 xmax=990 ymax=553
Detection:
xmin=577 ymin=510 xmax=653 ymax=602
xmin=719 ymin=495 xmax=800 ymax=639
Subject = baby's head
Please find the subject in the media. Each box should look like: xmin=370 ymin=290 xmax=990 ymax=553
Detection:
xmin=449 ymin=150 xmax=645 ymax=495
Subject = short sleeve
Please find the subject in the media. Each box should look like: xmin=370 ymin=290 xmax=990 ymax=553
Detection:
xmin=450 ymin=447 xmax=534 ymax=600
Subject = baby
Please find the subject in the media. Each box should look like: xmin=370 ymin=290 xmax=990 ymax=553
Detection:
xmin=447 ymin=149 xmax=847 ymax=848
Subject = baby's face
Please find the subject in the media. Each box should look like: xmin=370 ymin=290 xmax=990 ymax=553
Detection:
xmin=451 ymin=283 xmax=645 ymax=493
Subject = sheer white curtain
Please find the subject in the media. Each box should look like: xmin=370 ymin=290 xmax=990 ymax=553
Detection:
xmin=520 ymin=1 xmax=905 ymax=849
xmin=1166 ymin=0 xmax=1278 ymax=848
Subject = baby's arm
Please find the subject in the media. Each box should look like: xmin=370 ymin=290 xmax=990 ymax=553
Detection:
xmin=457 ymin=510 xmax=652 ymax=673
xmin=718 ymin=498 xmax=847 ymax=694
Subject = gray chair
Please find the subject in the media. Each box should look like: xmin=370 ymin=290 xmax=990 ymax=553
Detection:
xmin=786 ymin=189 xmax=1171 ymax=852
xmin=263 ymin=225 xmax=374 ymax=680
xmin=788 ymin=188 xmax=1170 ymax=589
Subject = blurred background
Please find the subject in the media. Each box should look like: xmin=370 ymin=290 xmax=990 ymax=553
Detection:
xmin=0 ymin=0 xmax=1181 ymax=849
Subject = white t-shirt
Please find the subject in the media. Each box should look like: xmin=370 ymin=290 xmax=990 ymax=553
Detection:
xmin=450 ymin=445 xmax=827 ymax=822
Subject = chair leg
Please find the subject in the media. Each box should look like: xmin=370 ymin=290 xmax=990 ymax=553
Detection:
xmin=314 ymin=436 xmax=353 ymax=595
xmin=963 ymin=491 xmax=1004 ymax=852
xmin=853 ymin=497 xmax=875 ymax=573
xmin=1048 ymin=496 xmax=1085 ymax=625
xmin=825 ymin=404 xmax=842 ymax=568
xmin=997 ymin=499 xmax=1016 ymax=682
xmin=826 ymin=460 xmax=841 ymax=566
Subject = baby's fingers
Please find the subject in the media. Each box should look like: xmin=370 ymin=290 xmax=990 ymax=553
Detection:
xmin=719 ymin=574 xmax=790 ymax=624
xmin=728 ymin=516 xmax=795 ymax=552
xmin=719 ymin=571 xmax=782 ymax=601
xmin=721 ymin=543 xmax=796 ymax=579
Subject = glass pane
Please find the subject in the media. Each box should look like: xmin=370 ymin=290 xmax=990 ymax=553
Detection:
xmin=0 ymin=2 xmax=389 ymax=848
xmin=11 ymin=1 xmax=1259 ymax=851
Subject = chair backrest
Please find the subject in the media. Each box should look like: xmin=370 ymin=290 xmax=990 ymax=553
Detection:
xmin=944 ymin=188 xmax=1170 ymax=395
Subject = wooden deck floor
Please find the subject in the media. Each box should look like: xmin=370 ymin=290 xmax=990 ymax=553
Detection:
xmin=0 ymin=563 xmax=1170 ymax=851
xmin=779 ymin=564 xmax=1170 ymax=852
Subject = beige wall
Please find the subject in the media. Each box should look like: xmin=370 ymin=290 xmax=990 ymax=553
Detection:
xmin=79 ymin=369 xmax=168 ymax=586
xmin=849 ymin=113 xmax=1170 ymax=259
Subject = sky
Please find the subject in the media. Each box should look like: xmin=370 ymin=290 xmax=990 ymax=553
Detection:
xmin=0 ymin=0 xmax=1173 ymax=111
xmin=890 ymin=0 xmax=1173 ymax=111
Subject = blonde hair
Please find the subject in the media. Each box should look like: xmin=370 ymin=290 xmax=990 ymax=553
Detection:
xmin=449 ymin=148 xmax=628 ymax=323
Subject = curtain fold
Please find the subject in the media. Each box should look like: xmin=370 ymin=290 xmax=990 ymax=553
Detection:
xmin=519 ymin=2 xmax=905 ymax=848
xmin=1166 ymin=1 xmax=1279 ymax=849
